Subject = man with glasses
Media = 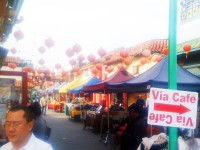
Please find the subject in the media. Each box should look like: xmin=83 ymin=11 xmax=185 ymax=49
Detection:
xmin=0 ymin=105 xmax=53 ymax=150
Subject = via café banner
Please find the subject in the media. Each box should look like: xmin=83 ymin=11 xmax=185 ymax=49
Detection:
xmin=148 ymin=88 xmax=198 ymax=129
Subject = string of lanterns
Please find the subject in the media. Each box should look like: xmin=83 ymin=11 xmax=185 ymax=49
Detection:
xmin=8 ymin=28 xmax=195 ymax=85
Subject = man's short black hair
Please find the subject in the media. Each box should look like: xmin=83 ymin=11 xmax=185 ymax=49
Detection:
xmin=7 ymin=105 xmax=33 ymax=123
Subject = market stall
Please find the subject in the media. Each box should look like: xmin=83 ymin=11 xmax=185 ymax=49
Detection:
xmin=108 ymin=56 xmax=200 ymax=92
xmin=59 ymin=76 xmax=84 ymax=94
xmin=84 ymin=67 xmax=134 ymax=93
xmin=53 ymin=82 xmax=67 ymax=93
xmin=108 ymin=56 xmax=200 ymax=138
xmin=45 ymin=83 xmax=60 ymax=94
xmin=69 ymin=76 xmax=101 ymax=95
xmin=83 ymin=67 xmax=133 ymax=144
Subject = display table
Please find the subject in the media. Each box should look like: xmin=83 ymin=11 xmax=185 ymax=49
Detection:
xmin=54 ymin=102 xmax=65 ymax=113
xmin=48 ymin=103 xmax=54 ymax=109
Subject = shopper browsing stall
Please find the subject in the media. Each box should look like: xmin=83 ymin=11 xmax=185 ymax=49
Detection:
xmin=120 ymin=103 xmax=147 ymax=150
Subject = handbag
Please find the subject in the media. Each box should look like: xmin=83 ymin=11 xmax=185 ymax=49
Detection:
xmin=44 ymin=126 xmax=51 ymax=141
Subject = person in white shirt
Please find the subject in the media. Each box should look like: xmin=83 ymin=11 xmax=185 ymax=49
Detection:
xmin=40 ymin=95 xmax=48 ymax=115
xmin=0 ymin=105 xmax=53 ymax=150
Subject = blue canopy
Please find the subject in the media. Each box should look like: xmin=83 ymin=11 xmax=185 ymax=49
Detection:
xmin=109 ymin=56 xmax=200 ymax=92
xmin=69 ymin=76 xmax=101 ymax=94
xmin=45 ymin=83 xmax=60 ymax=94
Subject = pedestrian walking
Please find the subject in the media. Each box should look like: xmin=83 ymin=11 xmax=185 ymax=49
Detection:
xmin=29 ymin=102 xmax=50 ymax=141
xmin=40 ymin=94 xmax=48 ymax=115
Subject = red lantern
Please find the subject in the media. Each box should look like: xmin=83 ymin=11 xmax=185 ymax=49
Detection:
xmin=72 ymin=43 xmax=81 ymax=53
xmin=74 ymin=67 xmax=80 ymax=72
xmin=55 ymin=63 xmax=61 ymax=70
xmin=179 ymin=61 xmax=185 ymax=66
xmin=65 ymin=48 xmax=74 ymax=57
xmin=44 ymin=38 xmax=54 ymax=48
xmin=38 ymin=46 xmax=46 ymax=54
xmin=91 ymin=68 xmax=98 ymax=75
xmin=120 ymin=50 xmax=128 ymax=58
xmin=147 ymin=55 xmax=153 ymax=61
xmin=183 ymin=44 xmax=192 ymax=58
xmin=140 ymin=58 xmax=147 ymax=65
xmin=23 ymin=66 xmax=33 ymax=72
xmin=78 ymin=54 xmax=85 ymax=62
xmin=96 ymin=64 xmax=102 ymax=70
xmin=77 ymin=69 xmax=82 ymax=75
xmin=38 ymin=58 xmax=45 ymax=65
xmin=8 ymin=63 xmax=17 ymax=69
xmin=106 ymin=66 xmax=114 ymax=73
xmin=69 ymin=59 xmax=76 ymax=66
xmin=155 ymin=55 xmax=162 ymax=62
xmin=87 ymin=54 xmax=96 ymax=62
xmin=162 ymin=48 xmax=168 ymax=55
xmin=124 ymin=58 xmax=132 ymax=66
xmin=14 ymin=30 xmax=24 ymax=41
xmin=97 ymin=48 xmax=106 ymax=57
xmin=10 ymin=48 xmax=17 ymax=55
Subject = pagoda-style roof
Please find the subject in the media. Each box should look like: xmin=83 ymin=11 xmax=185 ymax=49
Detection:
xmin=104 ymin=39 xmax=168 ymax=65
xmin=3 ymin=56 xmax=23 ymax=65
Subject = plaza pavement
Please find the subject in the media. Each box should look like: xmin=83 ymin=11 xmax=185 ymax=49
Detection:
xmin=44 ymin=109 xmax=120 ymax=150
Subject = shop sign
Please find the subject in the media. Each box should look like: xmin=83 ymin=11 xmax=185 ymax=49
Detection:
xmin=148 ymin=88 xmax=198 ymax=129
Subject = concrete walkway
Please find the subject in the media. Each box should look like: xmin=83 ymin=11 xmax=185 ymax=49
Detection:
xmin=44 ymin=109 xmax=120 ymax=150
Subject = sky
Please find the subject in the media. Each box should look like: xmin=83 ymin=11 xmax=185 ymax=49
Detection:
xmin=4 ymin=0 xmax=170 ymax=71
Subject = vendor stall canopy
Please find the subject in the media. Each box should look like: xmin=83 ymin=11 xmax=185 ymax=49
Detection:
xmin=109 ymin=56 xmax=200 ymax=93
xmin=69 ymin=76 xmax=101 ymax=94
xmin=83 ymin=66 xmax=134 ymax=93
xmin=53 ymin=82 xmax=67 ymax=93
xmin=59 ymin=76 xmax=86 ymax=93
xmin=45 ymin=83 xmax=60 ymax=94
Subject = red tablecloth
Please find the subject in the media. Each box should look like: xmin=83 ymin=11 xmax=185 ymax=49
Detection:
xmin=48 ymin=103 xmax=54 ymax=109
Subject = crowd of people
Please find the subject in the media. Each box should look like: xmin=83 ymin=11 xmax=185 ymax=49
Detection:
xmin=0 ymin=95 xmax=153 ymax=150
xmin=1 ymin=94 xmax=199 ymax=150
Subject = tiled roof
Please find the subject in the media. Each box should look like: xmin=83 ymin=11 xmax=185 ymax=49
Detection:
xmin=104 ymin=39 xmax=168 ymax=65
xmin=3 ymin=56 xmax=23 ymax=64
